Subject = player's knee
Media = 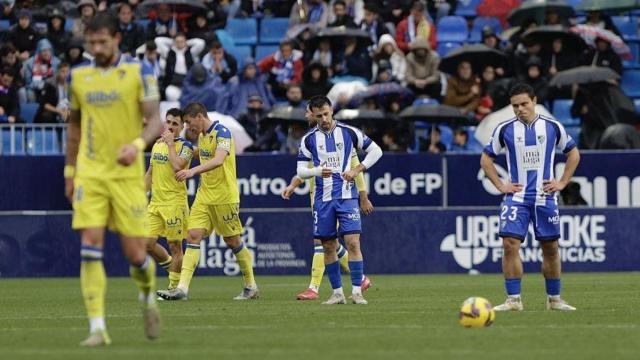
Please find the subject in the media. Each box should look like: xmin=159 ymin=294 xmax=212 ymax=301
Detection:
xmin=541 ymin=242 xmax=559 ymax=257
xmin=321 ymin=239 xmax=337 ymax=253
xmin=344 ymin=239 xmax=360 ymax=254
xmin=126 ymin=251 xmax=147 ymax=267
xmin=187 ymin=230 xmax=204 ymax=244
xmin=503 ymin=238 xmax=521 ymax=255
xmin=223 ymin=236 xmax=241 ymax=249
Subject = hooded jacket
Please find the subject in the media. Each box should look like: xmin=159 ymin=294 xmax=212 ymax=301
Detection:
xmin=24 ymin=39 xmax=60 ymax=90
xmin=228 ymin=58 xmax=276 ymax=118
xmin=405 ymin=38 xmax=439 ymax=86
xmin=8 ymin=20 xmax=39 ymax=54
xmin=179 ymin=64 xmax=227 ymax=112
xmin=373 ymin=34 xmax=407 ymax=83
xmin=46 ymin=13 xmax=71 ymax=56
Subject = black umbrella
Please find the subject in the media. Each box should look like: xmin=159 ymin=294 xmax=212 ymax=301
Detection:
xmin=266 ymin=106 xmax=308 ymax=123
xmin=507 ymin=0 xmax=575 ymax=26
xmin=549 ymin=66 xmax=621 ymax=87
xmin=335 ymin=109 xmax=386 ymax=122
xmin=142 ymin=0 xmax=207 ymax=11
xmin=577 ymin=0 xmax=640 ymax=13
xmin=521 ymin=25 xmax=587 ymax=52
xmin=305 ymin=26 xmax=373 ymax=50
xmin=399 ymin=104 xmax=475 ymax=126
xmin=439 ymin=44 xmax=507 ymax=75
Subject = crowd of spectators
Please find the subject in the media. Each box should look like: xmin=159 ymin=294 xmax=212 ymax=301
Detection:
xmin=0 ymin=0 xmax=638 ymax=153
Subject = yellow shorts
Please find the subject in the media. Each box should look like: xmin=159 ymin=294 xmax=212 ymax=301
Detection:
xmin=189 ymin=201 xmax=243 ymax=237
xmin=72 ymin=177 xmax=148 ymax=237
xmin=147 ymin=203 xmax=189 ymax=241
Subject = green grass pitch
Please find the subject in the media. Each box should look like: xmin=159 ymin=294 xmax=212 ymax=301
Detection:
xmin=1 ymin=273 xmax=638 ymax=360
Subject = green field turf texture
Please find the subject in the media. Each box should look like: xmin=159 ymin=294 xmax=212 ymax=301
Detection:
xmin=1 ymin=273 xmax=638 ymax=360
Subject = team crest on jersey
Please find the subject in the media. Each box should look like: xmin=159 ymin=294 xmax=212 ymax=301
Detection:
xmin=118 ymin=69 xmax=126 ymax=79
xmin=516 ymin=136 xmax=524 ymax=143
xmin=318 ymin=145 xmax=324 ymax=150
xmin=336 ymin=143 xmax=343 ymax=150
xmin=537 ymin=135 xmax=545 ymax=144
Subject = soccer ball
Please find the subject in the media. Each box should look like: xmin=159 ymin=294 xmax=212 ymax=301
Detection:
xmin=458 ymin=297 xmax=495 ymax=328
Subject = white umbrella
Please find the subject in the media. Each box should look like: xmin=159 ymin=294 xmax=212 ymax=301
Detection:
xmin=475 ymin=104 xmax=553 ymax=145
xmin=207 ymin=112 xmax=253 ymax=154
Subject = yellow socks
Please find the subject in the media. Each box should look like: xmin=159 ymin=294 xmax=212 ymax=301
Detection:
xmin=80 ymin=245 xmax=106 ymax=333
xmin=168 ymin=271 xmax=181 ymax=290
xmin=232 ymin=243 xmax=256 ymax=288
xmin=337 ymin=244 xmax=350 ymax=273
xmin=129 ymin=255 xmax=156 ymax=303
xmin=158 ymin=256 xmax=172 ymax=271
xmin=309 ymin=245 xmax=325 ymax=291
xmin=178 ymin=244 xmax=201 ymax=293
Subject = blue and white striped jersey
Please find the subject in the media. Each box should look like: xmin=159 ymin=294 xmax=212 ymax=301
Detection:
xmin=483 ymin=114 xmax=577 ymax=204
xmin=298 ymin=122 xmax=373 ymax=203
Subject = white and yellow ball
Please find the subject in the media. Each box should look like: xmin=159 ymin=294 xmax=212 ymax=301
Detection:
xmin=458 ymin=297 xmax=495 ymax=328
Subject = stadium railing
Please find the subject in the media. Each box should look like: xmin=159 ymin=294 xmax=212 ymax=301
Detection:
xmin=0 ymin=123 xmax=67 ymax=156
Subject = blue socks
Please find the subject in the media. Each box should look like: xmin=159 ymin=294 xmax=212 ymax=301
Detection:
xmin=326 ymin=261 xmax=342 ymax=289
xmin=349 ymin=260 xmax=363 ymax=287
xmin=505 ymin=278 xmax=521 ymax=296
xmin=545 ymin=278 xmax=561 ymax=296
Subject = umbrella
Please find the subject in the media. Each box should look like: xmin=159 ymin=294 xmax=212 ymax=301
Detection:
xmin=507 ymin=0 xmax=575 ymax=26
xmin=438 ymin=44 xmax=508 ymax=75
xmin=570 ymin=25 xmax=633 ymax=60
xmin=577 ymin=0 xmax=640 ymax=12
xmin=521 ymin=25 xmax=588 ymax=52
xmin=549 ymin=66 xmax=621 ymax=87
xmin=305 ymin=26 xmax=373 ymax=50
xmin=335 ymin=109 xmax=386 ymax=122
xmin=399 ymin=104 xmax=476 ymax=126
xmin=266 ymin=106 xmax=308 ymax=123
xmin=142 ymin=0 xmax=207 ymax=11
xmin=209 ymin=112 xmax=253 ymax=153
xmin=350 ymin=83 xmax=414 ymax=105
xmin=475 ymin=105 xmax=553 ymax=145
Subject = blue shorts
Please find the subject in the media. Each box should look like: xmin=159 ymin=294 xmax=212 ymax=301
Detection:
xmin=313 ymin=199 xmax=362 ymax=240
xmin=498 ymin=198 xmax=560 ymax=242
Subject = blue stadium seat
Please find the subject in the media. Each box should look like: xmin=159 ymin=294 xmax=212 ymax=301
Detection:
xmin=454 ymin=0 xmax=482 ymax=17
xmin=26 ymin=129 xmax=59 ymax=155
xmin=439 ymin=125 xmax=453 ymax=149
xmin=226 ymin=19 xmax=258 ymax=45
xmin=20 ymin=103 xmax=39 ymax=124
xmin=565 ymin=126 xmax=581 ymax=146
xmin=437 ymin=16 xmax=469 ymax=43
xmin=1 ymin=128 xmax=25 ymax=155
xmin=464 ymin=127 xmax=484 ymax=152
xmin=136 ymin=19 xmax=150 ymax=32
xmin=64 ymin=18 xmax=74 ymax=32
xmin=612 ymin=16 xmax=638 ymax=41
xmin=635 ymin=98 xmax=640 ymax=113
xmin=0 ymin=20 xmax=10 ymax=30
xmin=259 ymin=17 xmax=289 ymax=44
xmin=552 ymin=100 xmax=580 ymax=126
xmin=623 ymin=42 xmax=640 ymax=69
xmin=436 ymin=42 xmax=462 ymax=57
xmin=621 ymin=70 xmax=640 ymax=98
xmin=226 ymin=45 xmax=252 ymax=63
xmin=214 ymin=29 xmax=236 ymax=50
xmin=468 ymin=16 xmax=502 ymax=43
xmin=255 ymin=45 xmax=278 ymax=61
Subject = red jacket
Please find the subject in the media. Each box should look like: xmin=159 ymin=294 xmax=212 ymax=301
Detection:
xmin=395 ymin=17 xmax=437 ymax=53
xmin=258 ymin=50 xmax=304 ymax=84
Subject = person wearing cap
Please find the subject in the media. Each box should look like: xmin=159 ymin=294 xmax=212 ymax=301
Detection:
xmin=359 ymin=3 xmax=388 ymax=46
xmin=118 ymin=2 xmax=145 ymax=56
xmin=46 ymin=9 xmax=72 ymax=57
xmin=395 ymin=0 xmax=437 ymax=53
xmin=72 ymin=0 xmax=97 ymax=40
xmin=7 ymin=8 xmax=40 ymax=61
xmin=258 ymin=40 xmax=303 ymax=98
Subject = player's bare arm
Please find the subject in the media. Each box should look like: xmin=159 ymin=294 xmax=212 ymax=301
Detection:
xmin=282 ymin=176 xmax=304 ymax=200
xmin=543 ymin=147 xmax=580 ymax=193
xmin=176 ymin=148 xmax=227 ymax=181
xmin=117 ymin=100 xmax=162 ymax=166
xmin=64 ymin=109 xmax=81 ymax=203
xmin=144 ymin=165 xmax=152 ymax=193
xmin=161 ymin=130 xmax=188 ymax=172
xmin=359 ymin=191 xmax=374 ymax=215
xmin=480 ymin=152 xmax=523 ymax=194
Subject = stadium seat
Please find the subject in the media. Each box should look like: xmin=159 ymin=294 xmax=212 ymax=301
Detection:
xmin=226 ymin=19 xmax=258 ymax=45
xmin=565 ymin=125 xmax=581 ymax=146
xmin=136 ymin=19 xmax=150 ymax=32
xmin=1 ymin=128 xmax=25 ymax=155
xmin=214 ymin=29 xmax=236 ymax=50
xmin=464 ymin=127 xmax=484 ymax=152
xmin=621 ymin=70 xmax=640 ymax=98
xmin=255 ymin=45 xmax=278 ymax=61
xmin=552 ymin=100 xmax=580 ymax=126
xmin=635 ymin=99 xmax=640 ymax=113
xmin=20 ymin=103 xmax=39 ymax=124
xmin=0 ymin=20 xmax=10 ymax=30
xmin=259 ymin=17 xmax=289 ymax=44
xmin=64 ymin=18 xmax=74 ymax=32
xmin=439 ymin=125 xmax=454 ymax=149
xmin=454 ymin=0 xmax=482 ymax=17
xmin=226 ymin=45 xmax=252 ymax=63
xmin=612 ymin=16 xmax=639 ymax=41
xmin=26 ymin=129 xmax=59 ymax=155
xmin=468 ymin=16 xmax=502 ymax=43
xmin=436 ymin=42 xmax=462 ymax=57
xmin=437 ymin=16 xmax=469 ymax=43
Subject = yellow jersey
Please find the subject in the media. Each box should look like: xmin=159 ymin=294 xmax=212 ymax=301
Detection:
xmin=196 ymin=121 xmax=240 ymax=205
xmin=309 ymin=150 xmax=365 ymax=205
xmin=149 ymin=137 xmax=194 ymax=206
xmin=69 ymin=55 xmax=160 ymax=179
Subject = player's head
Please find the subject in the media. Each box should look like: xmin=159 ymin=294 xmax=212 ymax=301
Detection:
xmin=182 ymin=102 xmax=209 ymax=134
xmin=85 ymin=13 xmax=121 ymax=68
xmin=308 ymin=96 xmax=333 ymax=131
xmin=165 ymin=108 xmax=184 ymax=138
xmin=509 ymin=83 xmax=537 ymax=122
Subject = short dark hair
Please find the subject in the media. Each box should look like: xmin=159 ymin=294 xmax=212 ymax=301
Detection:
xmin=334 ymin=0 xmax=346 ymax=8
xmin=508 ymin=83 xmax=536 ymax=100
xmin=0 ymin=44 xmax=16 ymax=57
xmin=166 ymin=108 xmax=183 ymax=122
xmin=182 ymin=102 xmax=208 ymax=118
xmin=118 ymin=3 xmax=133 ymax=13
xmin=175 ymin=32 xmax=187 ymax=40
xmin=308 ymin=95 xmax=332 ymax=110
xmin=145 ymin=40 xmax=157 ymax=51
xmin=210 ymin=40 xmax=222 ymax=50
xmin=411 ymin=0 xmax=425 ymax=12
xmin=1 ymin=67 xmax=15 ymax=77
xmin=86 ymin=13 xmax=119 ymax=36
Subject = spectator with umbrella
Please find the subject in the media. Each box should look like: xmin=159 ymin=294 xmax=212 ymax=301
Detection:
xmin=395 ymin=0 xmax=437 ymax=53
xmin=373 ymin=34 xmax=407 ymax=84
xmin=518 ymin=55 xmax=549 ymax=103
xmin=329 ymin=0 xmax=358 ymax=28
xmin=507 ymin=0 xmax=574 ymax=27
xmin=443 ymin=60 xmax=481 ymax=118
xmin=258 ymin=40 xmax=304 ymax=99
xmin=333 ymin=35 xmax=372 ymax=81
xmin=579 ymin=10 xmax=622 ymax=37
xmin=581 ymin=37 xmax=623 ymax=75
xmin=307 ymin=37 xmax=333 ymax=71
xmin=285 ymin=84 xmax=305 ymax=108
xmin=405 ymin=38 xmax=440 ymax=99
xmin=301 ymin=62 xmax=332 ymax=99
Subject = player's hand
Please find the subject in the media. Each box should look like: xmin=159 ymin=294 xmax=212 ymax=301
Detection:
xmin=342 ymin=169 xmax=358 ymax=181
xmin=543 ymin=179 xmax=566 ymax=193
xmin=176 ymin=169 xmax=194 ymax=181
xmin=359 ymin=196 xmax=374 ymax=215
xmin=498 ymin=181 xmax=523 ymax=194
xmin=117 ymin=144 xmax=138 ymax=166
xmin=321 ymin=167 xmax=332 ymax=178
xmin=65 ymin=177 xmax=74 ymax=203
xmin=161 ymin=130 xmax=174 ymax=146
xmin=281 ymin=185 xmax=296 ymax=200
